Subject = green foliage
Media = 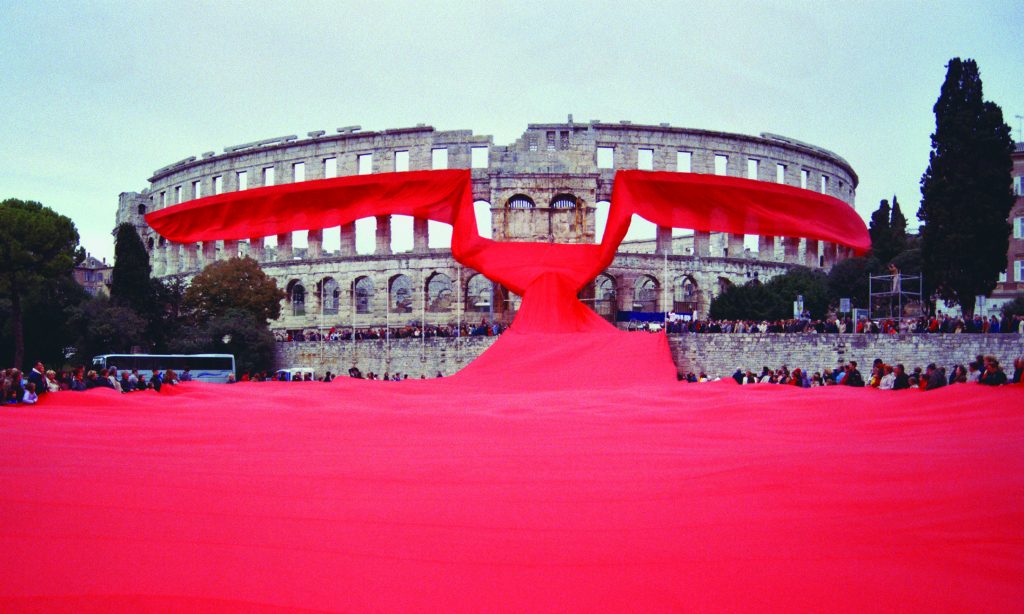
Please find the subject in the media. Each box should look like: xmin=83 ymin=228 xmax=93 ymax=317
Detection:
xmin=826 ymin=256 xmax=882 ymax=309
xmin=68 ymin=295 xmax=149 ymax=364
xmin=110 ymin=223 xmax=152 ymax=314
xmin=183 ymin=257 xmax=285 ymax=324
xmin=169 ymin=309 xmax=276 ymax=374
xmin=918 ymin=58 xmax=1015 ymax=317
xmin=0 ymin=198 xmax=80 ymax=368
xmin=709 ymin=267 xmax=830 ymax=320
xmin=1001 ymin=295 xmax=1024 ymax=322
xmin=869 ymin=199 xmax=892 ymax=261
xmin=889 ymin=196 xmax=908 ymax=257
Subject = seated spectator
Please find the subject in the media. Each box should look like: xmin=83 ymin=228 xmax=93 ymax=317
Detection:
xmin=22 ymin=382 xmax=38 ymax=405
xmin=878 ymin=365 xmax=896 ymax=390
xmin=892 ymin=364 xmax=911 ymax=390
xmin=979 ymin=359 xmax=1008 ymax=386
xmin=1012 ymin=357 xmax=1024 ymax=384
xmin=180 ymin=368 xmax=192 ymax=382
xmin=924 ymin=364 xmax=946 ymax=391
xmin=45 ymin=370 xmax=60 ymax=393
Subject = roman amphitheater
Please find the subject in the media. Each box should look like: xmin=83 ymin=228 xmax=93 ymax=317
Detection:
xmin=115 ymin=118 xmax=859 ymax=338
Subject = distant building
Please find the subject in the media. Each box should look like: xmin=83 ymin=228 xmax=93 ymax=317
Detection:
xmin=74 ymin=253 xmax=112 ymax=297
xmin=988 ymin=141 xmax=1024 ymax=312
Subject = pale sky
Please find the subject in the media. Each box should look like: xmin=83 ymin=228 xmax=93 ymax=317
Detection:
xmin=2 ymin=0 xmax=1022 ymax=262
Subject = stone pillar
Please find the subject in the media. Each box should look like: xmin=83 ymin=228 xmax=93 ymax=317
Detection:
xmin=163 ymin=243 xmax=178 ymax=275
xmin=277 ymin=232 xmax=293 ymax=261
xmin=152 ymin=244 xmax=166 ymax=277
xmin=340 ymin=223 xmax=356 ymax=256
xmin=184 ymin=243 xmax=199 ymax=271
xmin=655 ymin=225 xmax=673 ymax=255
xmin=201 ymin=241 xmax=217 ymax=267
xmin=223 ymin=239 xmax=239 ymax=260
xmin=248 ymin=237 xmax=264 ymax=261
xmin=307 ymin=229 xmax=323 ymax=259
xmin=693 ymin=231 xmax=710 ymax=258
xmin=375 ymin=215 xmax=391 ymax=255
xmin=727 ymin=233 xmax=744 ymax=259
xmin=805 ymin=239 xmax=820 ymax=267
xmin=783 ymin=237 xmax=800 ymax=263
xmin=413 ymin=218 xmax=429 ymax=253
xmin=758 ymin=235 xmax=775 ymax=261
xmin=822 ymin=242 xmax=838 ymax=267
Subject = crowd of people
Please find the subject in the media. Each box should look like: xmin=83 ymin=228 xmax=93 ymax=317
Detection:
xmin=277 ymin=321 xmax=506 ymax=342
xmin=680 ymin=354 xmax=1022 ymax=388
xmin=2 ymin=361 xmax=197 ymax=404
xmin=661 ymin=313 xmax=1024 ymax=335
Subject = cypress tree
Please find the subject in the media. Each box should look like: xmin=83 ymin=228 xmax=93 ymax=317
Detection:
xmin=889 ymin=195 xmax=907 ymax=257
xmin=110 ymin=223 xmax=152 ymax=315
xmin=918 ymin=58 xmax=1015 ymax=317
xmin=869 ymin=199 xmax=892 ymax=262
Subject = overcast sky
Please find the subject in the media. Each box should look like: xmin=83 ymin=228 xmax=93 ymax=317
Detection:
xmin=2 ymin=0 xmax=1022 ymax=261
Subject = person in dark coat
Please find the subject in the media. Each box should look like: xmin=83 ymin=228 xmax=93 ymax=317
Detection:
xmin=27 ymin=362 xmax=46 ymax=397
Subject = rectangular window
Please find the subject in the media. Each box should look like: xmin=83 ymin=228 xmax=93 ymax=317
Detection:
xmin=998 ymin=270 xmax=1007 ymax=283
xmin=747 ymin=159 xmax=759 ymax=180
xmin=293 ymin=162 xmax=305 ymax=182
xmin=263 ymin=167 xmax=275 ymax=186
xmin=820 ymin=175 xmax=828 ymax=193
xmin=471 ymin=146 xmax=488 ymax=169
xmin=597 ymin=146 xmax=614 ymax=169
xmin=714 ymin=155 xmax=728 ymax=176
xmin=160 ymin=191 xmax=166 ymax=206
xmin=528 ymin=137 xmax=538 ymax=152
xmin=213 ymin=175 xmax=223 ymax=194
xmin=192 ymin=180 xmax=202 ymax=199
xmin=1015 ymin=216 xmax=1023 ymax=239
xmin=559 ymin=131 xmax=570 ymax=149
xmin=358 ymin=153 xmax=372 ymax=175
xmin=776 ymin=163 xmax=786 ymax=183
xmin=175 ymin=186 xmax=182 ymax=203
xmin=800 ymin=169 xmax=809 ymax=189
xmin=546 ymin=131 xmax=556 ymax=151
xmin=1017 ymin=260 xmax=1024 ymax=283
xmin=1014 ymin=176 xmax=1022 ymax=196
xmin=637 ymin=148 xmax=654 ymax=170
xmin=394 ymin=151 xmax=409 ymax=172
xmin=324 ymin=157 xmax=337 ymax=178
xmin=676 ymin=151 xmax=691 ymax=172
xmin=431 ymin=148 xmax=448 ymax=170
xmin=237 ymin=170 xmax=248 ymax=190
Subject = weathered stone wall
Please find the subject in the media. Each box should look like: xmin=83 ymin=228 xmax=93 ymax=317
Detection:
xmin=669 ymin=333 xmax=1024 ymax=379
xmin=275 ymin=334 xmax=1024 ymax=381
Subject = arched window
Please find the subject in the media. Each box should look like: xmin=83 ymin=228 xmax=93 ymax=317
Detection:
xmin=466 ymin=274 xmax=493 ymax=312
xmin=506 ymin=194 xmax=535 ymax=209
xmin=147 ymin=237 xmax=155 ymax=251
xmin=288 ymin=281 xmax=306 ymax=317
xmin=320 ymin=278 xmax=339 ymax=315
xmin=427 ymin=273 xmax=454 ymax=312
xmin=673 ymin=276 xmax=699 ymax=313
xmin=717 ymin=276 xmax=734 ymax=297
xmin=137 ymin=204 xmax=146 ymax=215
xmin=594 ymin=274 xmax=617 ymax=318
xmin=550 ymin=194 xmax=579 ymax=209
xmin=354 ymin=276 xmax=374 ymax=314
xmin=633 ymin=276 xmax=659 ymax=312
xmin=389 ymin=275 xmax=412 ymax=313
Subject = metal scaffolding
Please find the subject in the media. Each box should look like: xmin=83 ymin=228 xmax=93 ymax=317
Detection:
xmin=869 ymin=272 xmax=924 ymax=320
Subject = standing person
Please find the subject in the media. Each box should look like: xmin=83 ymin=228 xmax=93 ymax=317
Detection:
xmin=27 ymin=362 xmax=46 ymax=397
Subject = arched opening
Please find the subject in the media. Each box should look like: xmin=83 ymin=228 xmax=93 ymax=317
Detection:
xmin=717 ymin=276 xmax=734 ymax=298
xmin=466 ymin=274 xmax=493 ymax=313
xmin=593 ymin=200 xmax=610 ymax=243
xmin=673 ymin=275 xmax=699 ymax=314
xmin=594 ymin=273 xmax=617 ymax=320
xmin=389 ymin=275 xmax=412 ymax=313
xmin=550 ymin=193 xmax=579 ymax=209
xmin=354 ymin=276 xmax=374 ymax=314
xmin=287 ymin=280 xmax=306 ymax=317
xmin=473 ymin=200 xmax=492 ymax=239
xmin=147 ymin=237 xmax=155 ymax=251
xmin=506 ymin=194 xmax=535 ymax=209
xmin=426 ymin=273 xmax=454 ymax=312
xmin=319 ymin=277 xmax=339 ymax=315
xmin=137 ymin=204 xmax=146 ymax=215
xmin=633 ymin=275 xmax=659 ymax=312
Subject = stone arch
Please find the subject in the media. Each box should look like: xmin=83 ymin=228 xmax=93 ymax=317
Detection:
xmin=137 ymin=203 xmax=146 ymax=215
xmin=286 ymin=279 xmax=306 ymax=317
xmin=473 ymin=200 xmax=492 ymax=239
xmin=633 ymin=275 xmax=659 ymax=312
xmin=147 ymin=237 xmax=155 ymax=251
xmin=354 ymin=276 xmax=374 ymax=314
xmin=466 ymin=273 xmax=493 ymax=312
xmin=717 ymin=276 xmax=735 ymax=297
xmin=550 ymin=193 xmax=580 ymax=209
xmin=388 ymin=274 xmax=412 ymax=313
xmin=594 ymin=273 xmax=617 ymax=319
xmin=426 ymin=272 xmax=454 ymax=312
xmin=317 ymin=277 xmax=340 ymax=315
xmin=506 ymin=194 xmax=535 ymax=209
xmin=673 ymin=275 xmax=700 ymax=313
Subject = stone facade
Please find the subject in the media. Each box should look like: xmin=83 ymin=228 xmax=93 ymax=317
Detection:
xmin=990 ymin=141 xmax=1024 ymax=309
xmin=277 ymin=334 xmax=1024 ymax=381
xmin=116 ymin=119 xmax=860 ymax=334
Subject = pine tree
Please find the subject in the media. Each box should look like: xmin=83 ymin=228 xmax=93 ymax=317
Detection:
xmin=869 ymin=199 xmax=892 ymax=262
xmin=110 ymin=223 xmax=152 ymax=315
xmin=889 ymin=195 xmax=907 ymax=257
xmin=918 ymin=58 xmax=1015 ymax=317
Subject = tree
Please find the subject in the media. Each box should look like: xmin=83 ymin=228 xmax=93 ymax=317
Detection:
xmin=0 ymin=198 xmax=80 ymax=368
xmin=183 ymin=257 xmax=285 ymax=324
xmin=827 ymin=256 xmax=883 ymax=309
xmin=110 ymin=223 xmax=152 ymax=315
xmin=68 ymin=295 xmax=149 ymax=364
xmin=918 ymin=58 xmax=1015 ymax=317
xmin=709 ymin=267 xmax=830 ymax=321
xmin=869 ymin=199 xmax=892 ymax=262
xmin=0 ymin=274 xmax=88 ymax=368
xmin=889 ymin=196 xmax=908 ymax=258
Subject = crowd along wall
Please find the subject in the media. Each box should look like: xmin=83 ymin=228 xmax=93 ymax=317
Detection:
xmin=275 ymin=334 xmax=1024 ymax=381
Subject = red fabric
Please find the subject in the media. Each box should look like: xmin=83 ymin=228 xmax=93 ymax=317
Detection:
xmin=2 ymin=371 xmax=1022 ymax=612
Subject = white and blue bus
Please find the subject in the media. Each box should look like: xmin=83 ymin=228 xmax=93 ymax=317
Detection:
xmin=91 ymin=354 xmax=236 ymax=383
